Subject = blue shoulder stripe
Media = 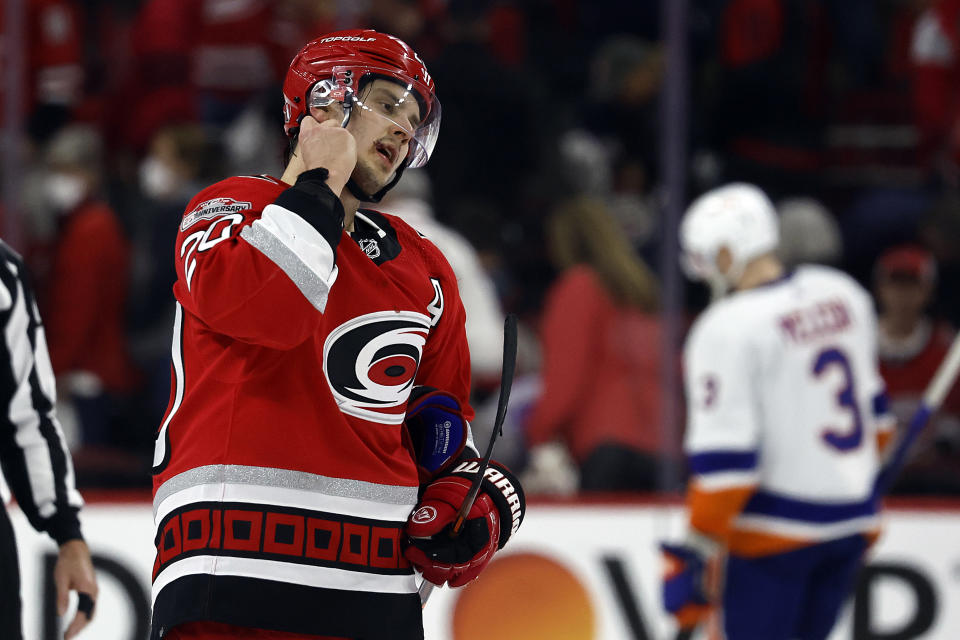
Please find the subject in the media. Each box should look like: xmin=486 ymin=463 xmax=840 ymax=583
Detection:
xmin=689 ymin=450 xmax=758 ymax=474
xmin=742 ymin=490 xmax=877 ymax=523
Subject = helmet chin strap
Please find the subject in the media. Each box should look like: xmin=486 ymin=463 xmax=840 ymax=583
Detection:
xmin=339 ymin=95 xmax=354 ymax=128
xmin=346 ymin=163 xmax=407 ymax=203
xmin=707 ymin=273 xmax=731 ymax=302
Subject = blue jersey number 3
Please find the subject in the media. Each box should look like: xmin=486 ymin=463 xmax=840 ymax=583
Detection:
xmin=813 ymin=347 xmax=863 ymax=452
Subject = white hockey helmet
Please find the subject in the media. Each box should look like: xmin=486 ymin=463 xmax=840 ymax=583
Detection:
xmin=680 ymin=182 xmax=779 ymax=296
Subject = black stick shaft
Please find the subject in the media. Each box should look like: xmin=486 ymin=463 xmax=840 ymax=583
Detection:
xmin=451 ymin=314 xmax=518 ymax=533
xmin=419 ymin=313 xmax=519 ymax=604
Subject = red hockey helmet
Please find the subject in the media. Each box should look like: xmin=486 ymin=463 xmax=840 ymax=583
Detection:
xmin=282 ymin=29 xmax=440 ymax=169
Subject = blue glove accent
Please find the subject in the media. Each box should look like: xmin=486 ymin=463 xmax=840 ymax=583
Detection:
xmin=661 ymin=542 xmax=710 ymax=614
xmin=405 ymin=386 xmax=468 ymax=477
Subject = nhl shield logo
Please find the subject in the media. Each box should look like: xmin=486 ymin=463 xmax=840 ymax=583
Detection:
xmin=359 ymin=238 xmax=381 ymax=259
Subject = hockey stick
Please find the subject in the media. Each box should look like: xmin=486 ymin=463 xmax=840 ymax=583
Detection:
xmin=418 ymin=313 xmax=519 ymax=606
xmin=873 ymin=331 xmax=960 ymax=497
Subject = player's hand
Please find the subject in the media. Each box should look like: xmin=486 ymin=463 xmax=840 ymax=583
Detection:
xmin=404 ymin=459 xmax=525 ymax=588
xmin=661 ymin=538 xmax=721 ymax=630
xmin=404 ymin=474 xmax=500 ymax=588
xmin=298 ymin=116 xmax=356 ymax=196
xmin=54 ymin=539 xmax=98 ymax=639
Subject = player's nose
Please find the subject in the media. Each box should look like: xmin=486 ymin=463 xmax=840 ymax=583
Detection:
xmin=389 ymin=121 xmax=411 ymax=144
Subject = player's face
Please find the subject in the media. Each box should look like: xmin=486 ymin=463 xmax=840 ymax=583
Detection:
xmin=346 ymin=79 xmax=422 ymax=193
xmin=876 ymin=274 xmax=931 ymax=321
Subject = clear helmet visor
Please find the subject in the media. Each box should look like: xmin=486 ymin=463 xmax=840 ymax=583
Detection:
xmin=310 ymin=66 xmax=441 ymax=169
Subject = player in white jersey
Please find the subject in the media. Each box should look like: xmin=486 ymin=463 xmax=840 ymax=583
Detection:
xmin=661 ymin=183 xmax=896 ymax=640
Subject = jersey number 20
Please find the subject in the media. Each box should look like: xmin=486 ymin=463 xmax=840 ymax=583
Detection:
xmin=813 ymin=347 xmax=863 ymax=452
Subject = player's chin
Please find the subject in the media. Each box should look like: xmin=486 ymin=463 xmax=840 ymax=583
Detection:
xmin=353 ymin=163 xmax=396 ymax=194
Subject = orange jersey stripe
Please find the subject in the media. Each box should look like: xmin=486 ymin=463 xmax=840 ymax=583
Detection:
xmin=687 ymin=482 xmax=756 ymax=543
xmin=727 ymin=526 xmax=882 ymax=557
xmin=727 ymin=529 xmax=812 ymax=556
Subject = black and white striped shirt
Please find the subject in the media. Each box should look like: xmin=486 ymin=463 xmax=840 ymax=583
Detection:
xmin=0 ymin=240 xmax=83 ymax=544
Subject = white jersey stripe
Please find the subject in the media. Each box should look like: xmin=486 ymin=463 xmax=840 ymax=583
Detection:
xmin=152 ymin=554 xmax=418 ymax=602
xmin=31 ymin=327 xmax=76 ymax=495
xmin=6 ymin=273 xmax=57 ymax=516
xmin=154 ymin=464 xmax=419 ymax=523
xmin=241 ymin=204 xmax=339 ymax=312
xmin=735 ymin=513 xmax=880 ymax=540
xmin=155 ymin=482 xmax=416 ymax=524
xmin=693 ymin=470 xmax=760 ymax=491
xmin=153 ymin=303 xmax=184 ymax=470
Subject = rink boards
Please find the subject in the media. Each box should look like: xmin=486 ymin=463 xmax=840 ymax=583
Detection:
xmin=10 ymin=496 xmax=960 ymax=639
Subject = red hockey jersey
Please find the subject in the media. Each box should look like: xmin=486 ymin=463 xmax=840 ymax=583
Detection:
xmin=150 ymin=173 xmax=473 ymax=640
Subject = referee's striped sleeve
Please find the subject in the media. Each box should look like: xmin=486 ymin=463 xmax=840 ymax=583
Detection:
xmin=0 ymin=244 xmax=83 ymax=544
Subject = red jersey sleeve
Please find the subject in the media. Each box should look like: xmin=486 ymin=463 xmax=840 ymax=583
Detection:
xmin=409 ymin=236 xmax=475 ymax=423
xmin=173 ymin=172 xmax=344 ymax=350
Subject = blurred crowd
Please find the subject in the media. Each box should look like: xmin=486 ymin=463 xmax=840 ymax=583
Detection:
xmin=3 ymin=0 xmax=960 ymax=495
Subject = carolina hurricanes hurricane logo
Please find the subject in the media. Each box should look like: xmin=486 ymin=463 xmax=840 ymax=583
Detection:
xmin=323 ymin=310 xmax=431 ymax=424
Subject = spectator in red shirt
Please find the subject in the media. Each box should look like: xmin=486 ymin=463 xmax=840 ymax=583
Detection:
xmin=522 ymin=198 xmax=670 ymax=493
xmin=874 ymin=244 xmax=960 ymax=494
xmin=37 ymin=125 xmax=140 ymax=451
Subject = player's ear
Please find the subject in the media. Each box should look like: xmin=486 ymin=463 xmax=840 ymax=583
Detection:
xmin=309 ymin=102 xmax=345 ymax=125
xmin=715 ymin=246 xmax=733 ymax=276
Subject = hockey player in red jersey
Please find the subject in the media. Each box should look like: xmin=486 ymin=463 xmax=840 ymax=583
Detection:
xmin=149 ymin=30 xmax=525 ymax=640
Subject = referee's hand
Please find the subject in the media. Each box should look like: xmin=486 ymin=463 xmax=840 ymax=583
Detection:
xmin=54 ymin=539 xmax=98 ymax=639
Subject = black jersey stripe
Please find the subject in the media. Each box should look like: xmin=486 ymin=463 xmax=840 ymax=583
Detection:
xmin=151 ymin=573 xmax=423 ymax=640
